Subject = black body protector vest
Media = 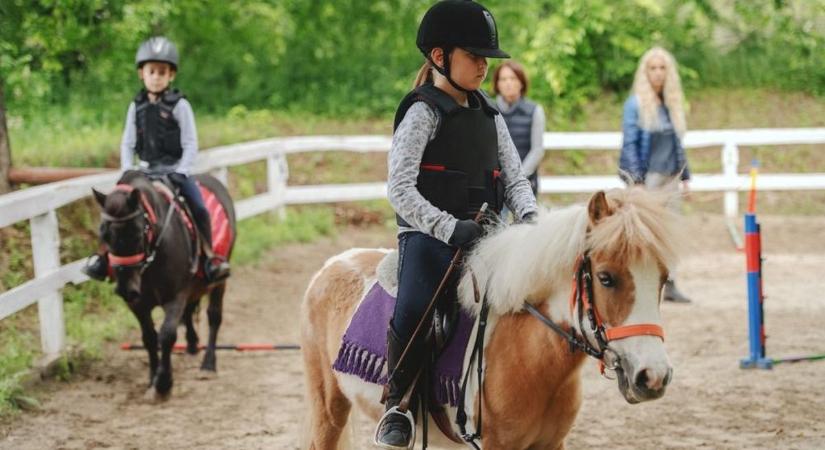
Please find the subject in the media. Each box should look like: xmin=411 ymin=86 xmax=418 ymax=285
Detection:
xmin=393 ymin=84 xmax=504 ymax=226
xmin=134 ymin=89 xmax=184 ymax=167
xmin=500 ymin=98 xmax=538 ymax=186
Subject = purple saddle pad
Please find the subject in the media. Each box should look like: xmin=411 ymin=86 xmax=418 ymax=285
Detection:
xmin=332 ymin=282 xmax=475 ymax=407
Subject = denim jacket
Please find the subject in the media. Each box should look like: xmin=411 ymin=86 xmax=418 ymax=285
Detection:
xmin=619 ymin=95 xmax=690 ymax=183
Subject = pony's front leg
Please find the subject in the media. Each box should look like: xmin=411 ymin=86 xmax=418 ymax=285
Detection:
xmin=154 ymin=298 xmax=186 ymax=396
xmin=129 ymin=303 xmax=158 ymax=386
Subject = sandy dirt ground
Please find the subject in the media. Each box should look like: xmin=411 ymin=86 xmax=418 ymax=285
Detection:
xmin=1 ymin=213 xmax=824 ymax=450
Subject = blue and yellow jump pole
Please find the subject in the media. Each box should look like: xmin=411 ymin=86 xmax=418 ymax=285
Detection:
xmin=740 ymin=161 xmax=825 ymax=369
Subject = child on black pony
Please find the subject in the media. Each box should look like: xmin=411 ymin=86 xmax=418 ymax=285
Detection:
xmin=83 ymin=37 xmax=229 ymax=283
xmin=376 ymin=1 xmax=538 ymax=448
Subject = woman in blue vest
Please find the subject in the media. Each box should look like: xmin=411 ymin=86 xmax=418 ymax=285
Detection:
xmin=377 ymin=1 xmax=538 ymax=447
xmin=494 ymin=60 xmax=546 ymax=196
xmin=619 ymin=46 xmax=691 ymax=303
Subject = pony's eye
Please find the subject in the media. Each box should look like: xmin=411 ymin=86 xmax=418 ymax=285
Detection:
xmin=597 ymin=272 xmax=616 ymax=288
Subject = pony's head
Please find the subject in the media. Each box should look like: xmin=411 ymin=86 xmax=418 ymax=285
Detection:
xmin=92 ymin=185 xmax=152 ymax=301
xmin=583 ymin=188 xmax=680 ymax=403
xmin=459 ymin=187 xmax=683 ymax=404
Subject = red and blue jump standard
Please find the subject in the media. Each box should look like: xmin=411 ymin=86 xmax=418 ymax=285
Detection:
xmin=740 ymin=212 xmax=772 ymax=369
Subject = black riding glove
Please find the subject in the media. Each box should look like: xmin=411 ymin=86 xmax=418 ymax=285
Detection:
xmin=168 ymin=172 xmax=188 ymax=186
xmin=449 ymin=219 xmax=483 ymax=249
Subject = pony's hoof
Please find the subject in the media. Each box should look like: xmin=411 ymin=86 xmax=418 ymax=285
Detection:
xmin=144 ymin=384 xmax=171 ymax=402
xmin=185 ymin=344 xmax=199 ymax=355
xmin=200 ymin=354 xmax=216 ymax=373
xmin=153 ymin=374 xmax=173 ymax=396
xmin=197 ymin=369 xmax=217 ymax=380
xmin=153 ymin=389 xmax=172 ymax=402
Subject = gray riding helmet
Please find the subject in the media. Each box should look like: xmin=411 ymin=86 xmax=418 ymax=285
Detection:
xmin=135 ymin=37 xmax=179 ymax=70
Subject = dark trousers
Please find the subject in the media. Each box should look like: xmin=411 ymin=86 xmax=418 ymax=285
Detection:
xmin=172 ymin=175 xmax=212 ymax=246
xmin=391 ymin=231 xmax=457 ymax=343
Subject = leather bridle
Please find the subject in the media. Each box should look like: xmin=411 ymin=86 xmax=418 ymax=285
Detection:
xmin=101 ymin=184 xmax=171 ymax=273
xmin=524 ymin=252 xmax=665 ymax=374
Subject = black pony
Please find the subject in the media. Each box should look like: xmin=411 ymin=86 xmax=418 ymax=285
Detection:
xmin=92 ymin=170 xmax=236 ymax=398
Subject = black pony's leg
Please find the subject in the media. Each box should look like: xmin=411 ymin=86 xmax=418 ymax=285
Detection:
xmin=155 ymin=298 xmax=185 ymax=395
xmin=201 ymin=283 xmax=225 ymax=372
xmin=183 ymin=299 xmax=200 ymax=355
xmin=130 ymin=304 xmax=158 ymax=387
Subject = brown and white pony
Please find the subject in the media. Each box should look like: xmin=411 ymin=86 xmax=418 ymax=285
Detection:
xmin=301 ymin=187 xmax=683 ymax=449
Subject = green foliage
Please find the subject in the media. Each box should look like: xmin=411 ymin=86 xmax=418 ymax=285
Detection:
xmin=232 ymin=207 xmax=335 ymax=265
xmin=63 ymin=282 xmax=133 ymax=359
xmin=2 ymin=0 xmax=822 ymax=122
xmin=0 ymin=322 xmax=36 ymax=415
xmin=0 ymin=280 xmax=132 ymax=415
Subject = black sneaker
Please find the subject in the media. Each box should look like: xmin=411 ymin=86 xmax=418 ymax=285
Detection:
xmin=375 ymin=407 xmax=414 ymax=449
xmin=82 ymin=254 xmax=109 ymax=281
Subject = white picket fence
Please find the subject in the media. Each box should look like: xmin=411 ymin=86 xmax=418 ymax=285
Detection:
xmin=1 ymin=128 xmax=824 ymax=360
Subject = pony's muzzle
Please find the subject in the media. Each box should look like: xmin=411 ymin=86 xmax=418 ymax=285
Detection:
xmin=633 ymin=366 xmax=672 ymax=396
xmin=616 ymin=351 xmax=672 ymax=403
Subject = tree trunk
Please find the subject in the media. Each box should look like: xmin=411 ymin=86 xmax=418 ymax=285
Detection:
xmin=0 ymin=84 xmax=12 ymax=194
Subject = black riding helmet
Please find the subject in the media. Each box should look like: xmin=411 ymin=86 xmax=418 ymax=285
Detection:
xmin=135 ymin=37 xmax=179 ymax=70
xmin=417 ymin=0 xmax=509 ymax=91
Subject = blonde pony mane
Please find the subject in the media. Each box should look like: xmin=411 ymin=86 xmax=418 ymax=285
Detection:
xmin=458 ymin=187 xmax=682 ymax=316
xmin=632 ymin=46 xmax=686 ymax=138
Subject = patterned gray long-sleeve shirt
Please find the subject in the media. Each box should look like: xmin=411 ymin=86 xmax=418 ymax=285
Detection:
xmin=388 ymin=101 xmax=538 ymax=244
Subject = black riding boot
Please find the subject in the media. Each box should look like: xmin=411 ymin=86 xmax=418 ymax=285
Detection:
xmin=82 ymin=253 xmax=109 ymax=281
xmin=376 ymin=327 xmax=419 ymax=449
xmin=195 ymin=218 xmax=230 ymax=282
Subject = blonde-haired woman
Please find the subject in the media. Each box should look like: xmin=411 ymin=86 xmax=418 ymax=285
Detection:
xmin=619 ymin=46 xmax=691 ymax=303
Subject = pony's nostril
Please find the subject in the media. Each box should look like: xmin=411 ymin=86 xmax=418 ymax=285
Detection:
xmin=634 ymin=369 xmax=650 ymax=391
xmin=663 ymin=367 xmax=673 ymax=387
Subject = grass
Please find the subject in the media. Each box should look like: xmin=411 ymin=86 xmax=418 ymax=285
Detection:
xmin=232 ymin=207 xmax=335 ymax=265
xmin=7 ymin=107 xmax=389 ymax=169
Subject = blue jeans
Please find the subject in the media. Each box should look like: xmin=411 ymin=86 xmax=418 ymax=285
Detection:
xmin=391 ymin=231 xmax=457 ymax=343
xmin=172 ymin=175 xmax=212 ymax=246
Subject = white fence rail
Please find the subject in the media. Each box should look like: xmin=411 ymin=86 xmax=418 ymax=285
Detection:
xmin=1 ymin=128 xmax=824 ymax=359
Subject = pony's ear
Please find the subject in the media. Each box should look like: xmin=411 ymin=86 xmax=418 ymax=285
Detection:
xmin=92 ymin=188 xmax=107 ymax=208
xmin=588 ymin=191 xmax=613 ymax=225
xmin=127 ymin=189 xmax=141 ymax=209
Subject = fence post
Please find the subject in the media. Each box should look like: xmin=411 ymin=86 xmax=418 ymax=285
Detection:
xmin=211 ymin=166 xmax=228 ymax=186
xmin=267 ymin=153 xmax=289 ymax=219
xmin=722 ymin=141 xmax=740 ymax=219
xmin=30 ymin=209 xmax=65 ymax=357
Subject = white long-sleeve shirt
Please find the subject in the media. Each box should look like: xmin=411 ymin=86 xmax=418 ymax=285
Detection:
xmin=119 ymin=97 xmax=199 ymax=175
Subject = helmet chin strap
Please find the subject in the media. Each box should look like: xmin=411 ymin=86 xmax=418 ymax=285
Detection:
xmin=426 ymin=47 xmax=472 ymax=93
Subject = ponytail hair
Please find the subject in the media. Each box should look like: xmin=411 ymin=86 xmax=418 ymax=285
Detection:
xmin=413 ymin=60 xmax=434 ymax=88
